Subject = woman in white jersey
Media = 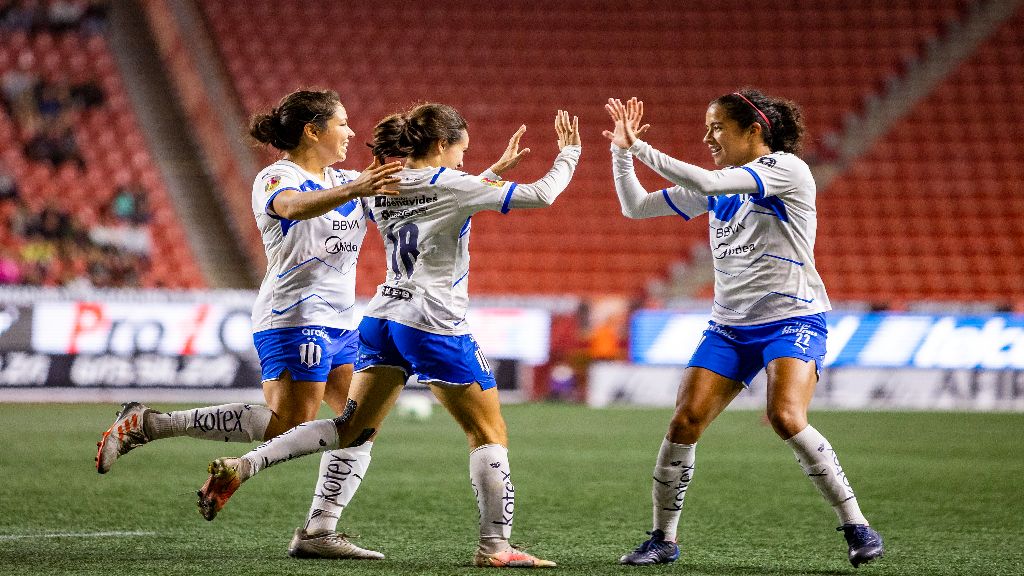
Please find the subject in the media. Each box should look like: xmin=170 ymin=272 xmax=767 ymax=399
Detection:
xmin=95 ymin=89 xmax=403 ymax=559
xmin=605 ymin=93 xmax=883 ymax=568
xmin=196 ymin=103 xmax=582 ymax=568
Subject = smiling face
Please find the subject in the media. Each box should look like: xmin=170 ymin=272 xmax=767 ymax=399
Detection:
xmin=309 ymin=104 xmax=355 ymax=165
xmin=436 ymin=129 xmax=469 ymax=169
xmin=703 ymin=103 xmax=767 ymax=167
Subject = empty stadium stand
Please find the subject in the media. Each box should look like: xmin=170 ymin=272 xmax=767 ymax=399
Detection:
xmin=816 ymin=3 xmax=1024 ymax=306
xmin=198 ymin=0 xmax=981 ymax=299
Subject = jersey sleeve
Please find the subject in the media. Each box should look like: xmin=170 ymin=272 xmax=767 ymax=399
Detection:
xmin=437 ymin=168 xmax=520 ymax=214
xmin=254 ymin=167 xmax=302 ymax=219
xmin=612 ymin=144 xmax=709 ymax=220
xmin=629 ymin=139 xmax=763 ymax=197
xmin=737 ymin=154 xmax=807 ymax=199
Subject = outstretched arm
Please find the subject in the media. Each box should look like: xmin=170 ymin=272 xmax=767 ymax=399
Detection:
xmin=505 ymin=110 xmax=582 ymax=209
xmin=606 ymin=98 xmax=758 ymax=197
xmin=606 ymin=98 xmax=709 ymax=219
xmin=611 ymin=145 xmax=683 ymax=219
xmin=271 ymin=159 xmax=402 ymax=221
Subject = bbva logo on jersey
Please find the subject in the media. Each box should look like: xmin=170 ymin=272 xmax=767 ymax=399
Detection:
xmin=298 ymin=342 xmax=323 ymax=368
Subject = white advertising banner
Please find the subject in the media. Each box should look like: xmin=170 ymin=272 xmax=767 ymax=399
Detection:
xmin=588 ymin=362 xmax=1024 ymax=411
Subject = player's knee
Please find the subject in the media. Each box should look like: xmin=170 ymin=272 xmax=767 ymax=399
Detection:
xmin=463 ymin=420 xmax=506 ymax=448
xmin=668 ymin=407 xmax=707 ymax=441
xmin=766 ymin=406 xmax=806 ymax=439
xmin=275 ymin=404 xmax=321 ymax=430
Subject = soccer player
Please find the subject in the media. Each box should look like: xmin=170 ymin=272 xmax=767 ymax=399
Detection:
xmin=94 ymin=89 xmax=405 ymax=559
xmin=604 ymin=94 xmax=884 ymax=568
xmin=196 ymin=103 xmax=582 ymax=568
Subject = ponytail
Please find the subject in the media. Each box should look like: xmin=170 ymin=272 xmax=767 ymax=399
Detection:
xmin=249 ymin=89 xmax=340 ymax=151
xmin=370 ymin=103 xmax=467 ymax=162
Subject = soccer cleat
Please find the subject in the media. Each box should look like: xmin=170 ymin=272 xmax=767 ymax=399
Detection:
xmin=838 ymin=524 xmax=884 ymax=567
xmin=619 ymin=529 xmax=680 ymax=565
xmin=197 ymin=457 xmax=249 ymax=521
xmin=95 ymin=402 xmax=151 ymax=474
xmin=474 ymin=544 xmax=556 ymax=568
xmin=286 ymin=528 xmax=385 ymax=560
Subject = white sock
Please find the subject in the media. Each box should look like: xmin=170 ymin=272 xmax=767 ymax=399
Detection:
xmin=652 ymin=438 xmax=695 ymax=542
xmin=144 ymin=404 xmax=272 ymax=442
xmin=242 ymin=418 xmax=340 ymax=475
xmin=786 ymin=425 xmax=868 ymax=526
xmin=469 ymin=444 xmax=514 ymax=554
xmin=304 ymin=442 xmax=373 ymax=535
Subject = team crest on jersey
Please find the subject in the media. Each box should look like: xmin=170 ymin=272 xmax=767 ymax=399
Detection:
xmin=480 ymin=177 xmax=504 ymax=188
xmin=298 ymin=341 xmax=323 ymax=368
xmin=264 ymin=175 xmax=282 ymax=193
xmin=757 ymin=156 xmax=777 ymax=168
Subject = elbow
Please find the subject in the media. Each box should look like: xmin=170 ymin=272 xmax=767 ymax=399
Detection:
xmin=276 ymin=205 xmax=299 ymax=221
xmin=620 ymin=206 xmax=640 ymax=219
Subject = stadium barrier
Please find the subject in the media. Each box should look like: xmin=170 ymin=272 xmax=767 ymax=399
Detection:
xmin=588 ymin=310 xmax=1024 ymax=411
xmin=0 ymin=289 xmax=550 ymax=401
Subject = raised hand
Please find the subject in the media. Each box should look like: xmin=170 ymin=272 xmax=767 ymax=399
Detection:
xmin=350 ymin=158 xmax=403 ymax=197
xmin=489 ymin=124 xmax=531 ymax=177
xmin=555 ymin=110 xmax=581 ymax=149
xmin=603 ymin=97 xmax=650 ymax=149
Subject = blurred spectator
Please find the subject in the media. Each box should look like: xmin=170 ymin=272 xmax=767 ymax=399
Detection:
xmin=80 ymin=0 xmax=109 ymax=34
xmin=0 ymin=0 xmax=107 ymax=34
xmin=46 ymin=0 xmax=85 ymax=32
xmin=25 ymin=202 xmax=74 ymax=241
xmin=0 ymin=245 xmax=24 ymax=284
xmin=0 ymin=161 xmax=19 ymax=202
xmin=35 ymin=77 xmax=72 ymax=122
xmin=90 ymin=203 xmax=152 ymax=255
xmin=24 ymin=119 xmax=86 ymax=169
xmin=0 ymin=0 xmax=44 ymax=34
xmin=69 ymin=77 xmax=104 ymax=108
xmin=112 ymin=184 xmax=150 ymax=224
xmin=1 ymin=50 xmax=41 ymax=132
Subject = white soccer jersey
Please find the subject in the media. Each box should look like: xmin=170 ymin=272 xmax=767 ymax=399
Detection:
xmin=363 ymin=146 xmax=582 ymax=335
xmin=612 ymin=141 xmax=831 ymax=325
xmin=251 ymin=160 xmax=368 ymax=332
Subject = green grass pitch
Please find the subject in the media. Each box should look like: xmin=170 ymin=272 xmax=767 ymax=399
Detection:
xmin=0 ymin=402 xmax=1022 ymax=575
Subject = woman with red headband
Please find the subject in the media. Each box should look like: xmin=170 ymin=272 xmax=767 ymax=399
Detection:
xmin=604 ymin=91 xmax=884 ymax=568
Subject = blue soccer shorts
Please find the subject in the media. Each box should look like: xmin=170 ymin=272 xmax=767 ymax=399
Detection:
xmin=252 ymin=326 xmax=360 ymax=383
xmin=354 ymin=317 xmax=497 ymax=390
xmin=687 ymin=313 xmax=828 ymax=385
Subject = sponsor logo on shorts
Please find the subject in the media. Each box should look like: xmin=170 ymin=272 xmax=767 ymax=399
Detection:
xmin=781 ymin=324 xmax=818 ymax=354
xmin=299 ymin=341 xmax=323 ymax=368
xmin=708 ymin=323 xmax=737 ymax=340
xmin=381 ymin=285 xmax=413 ymax=300
xmin=301 ymin=328 xmax=333 ymax=344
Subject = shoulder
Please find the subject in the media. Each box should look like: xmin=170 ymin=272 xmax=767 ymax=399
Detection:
xmin=745 ymin=152 xmax=812 ymax=184
xmin=255 ymin=162 xmax=300 ymax=189
xmin=441 ymin=168 xmax=511 ymax=192
xmin=752 ymin=152 xmax=809 ymax=174
xmin=331 ymin=167 xmax=361 ymax=182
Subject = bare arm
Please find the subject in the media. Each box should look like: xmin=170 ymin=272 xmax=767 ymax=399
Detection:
xmin=272 ymin=160 xmax=402 ymax=220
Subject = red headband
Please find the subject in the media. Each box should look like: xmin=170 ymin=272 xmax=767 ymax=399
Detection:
xmin=733 ymin=92 xmax=772 ymax=131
